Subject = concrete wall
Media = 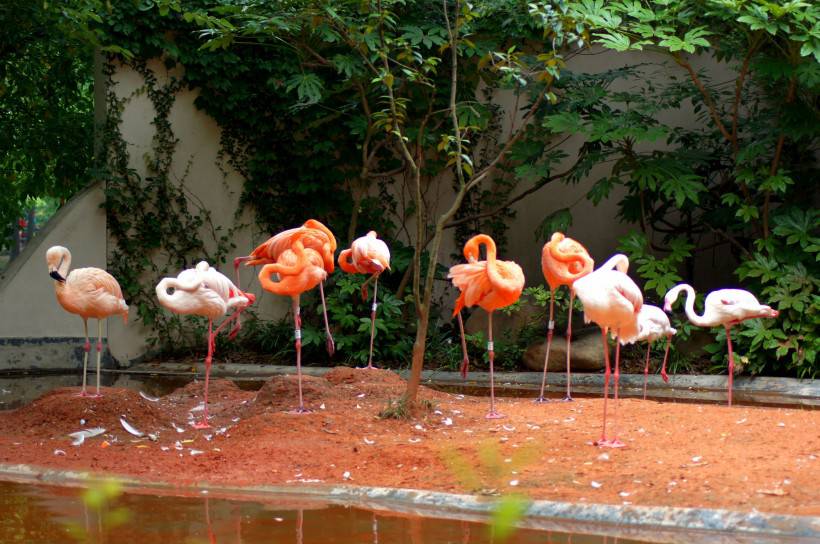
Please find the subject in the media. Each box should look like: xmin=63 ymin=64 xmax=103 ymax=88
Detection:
xmin=0 ymin=49 xmax=737 ymax=366
xmin=0 ymin=183 xmax=109 ymax=370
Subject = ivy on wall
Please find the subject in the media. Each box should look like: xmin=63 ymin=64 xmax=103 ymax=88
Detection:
xmin=99 ymin=58 xmax=235 ymax=349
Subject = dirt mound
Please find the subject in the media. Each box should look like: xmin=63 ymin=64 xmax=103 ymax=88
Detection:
xmin=323 ymin=367 xmax=448 ymax=402
xmin=166 ymin=378 xmax=245 ymax=403
xmin=1 ymin=387 xmax=170 ymax=438
xmin=325 ymin=366 xmax=404 ymax=386
xmin=252 ymin=375 xmax=335 ymax=412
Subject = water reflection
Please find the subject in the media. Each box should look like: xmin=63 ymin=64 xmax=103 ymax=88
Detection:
xmin=0 ymin=481 xmax=658 ymax=544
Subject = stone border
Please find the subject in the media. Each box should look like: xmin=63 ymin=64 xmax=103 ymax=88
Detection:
xmin=118 ymin=363 xmax=820 ymax=407
xmin=0 ymin=463 xmax=817 ymax=543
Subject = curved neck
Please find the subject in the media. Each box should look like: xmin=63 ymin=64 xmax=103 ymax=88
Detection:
xmin=598 ymin=254 xmax=629 ymax=274
xmin=672 ymin=284 xmax=712 ymax=327
xmin=464 ymin=234 xmax=496 ymax=264
xmin=156 ymin=276 xmax=201 ymax=308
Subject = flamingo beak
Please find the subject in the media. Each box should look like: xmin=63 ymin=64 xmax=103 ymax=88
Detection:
xmin=49 ymin=270 xmax=66 ymax=283
xmin=663 ymin=302 xmax=672 ymax=313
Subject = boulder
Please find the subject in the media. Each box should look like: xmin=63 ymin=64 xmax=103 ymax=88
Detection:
xmin=523 ymin=328 xmax=606 ymax=372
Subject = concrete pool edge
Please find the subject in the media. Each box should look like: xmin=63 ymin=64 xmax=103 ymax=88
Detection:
xmin=1 ymin=462 xmax=818 ymax=542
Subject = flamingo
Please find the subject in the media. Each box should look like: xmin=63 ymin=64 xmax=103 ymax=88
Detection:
xmin=448 ymin=234 xmax=525 ymax=419
xmin=634 ymin=304 xmax=676 ymax=400
xmin=573 ymin=254 xmax=643 ymax=447
xmin=46 ymin=246 xmax=129 ymax=398
xmin=664 ymin=284 xmax=778 ymax=406
xmin=235 ymin=219 xmax=336 ymax=355
xmin=535 ymin=232 xmax=594 ymax=403
xmin=258 ymin=235 xmax=327 ymax=413
xmin=156 ymin=261 xmax=255 ymax=428
xmin=338 ymin=231 xmax=391 ymax=369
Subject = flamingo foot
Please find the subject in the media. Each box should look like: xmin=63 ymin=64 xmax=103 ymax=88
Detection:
xmin=289 ymin=406 xmax=312 ymax=415
xmin=485 ymin=410 xmax=505 ymax=419
xmin=561 ymin=395 xmax=574 ymax=402
xmin=595 ymin=438 xmax=626 ymax=448
xmin=661 ymin=370 xmax=670 ymax=383
xmin=75 ymin=390 xmax=90 ymax=398
xmin=86 ymin=392 xmax=103 ymax=399
xmin=534 ymin=396 xmax=552 ymax=404
xmin=193 ymin=421 xmax=211 ymax=430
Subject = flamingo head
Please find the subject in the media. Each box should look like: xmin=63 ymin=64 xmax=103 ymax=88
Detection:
xmin=759 ymin=305 xmax=779 ymax=319
xmin=46 ymin=245 xmax=70 ymax=283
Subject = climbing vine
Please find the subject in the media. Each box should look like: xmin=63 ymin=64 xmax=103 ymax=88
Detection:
xmin=100 ymin=58 xmax=235 ymax=350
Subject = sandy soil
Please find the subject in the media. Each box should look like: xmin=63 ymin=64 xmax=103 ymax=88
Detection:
xmin=0 ymin=368 xmax=817 ymax=516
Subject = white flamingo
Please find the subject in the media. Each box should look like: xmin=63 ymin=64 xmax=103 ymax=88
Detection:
xmin=664 ymin=284 xmax=778 ymax=406
xmin=573 ymin=254 xmax=643 ymax=448
xmin=156 ymin=261 xmax=255 ymax=427
xmin=634 ymin=304 xmax=676 ymax=400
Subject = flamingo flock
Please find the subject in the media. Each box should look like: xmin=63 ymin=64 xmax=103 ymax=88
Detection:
xmin=47 ymin=221 xmax=778 ymax=445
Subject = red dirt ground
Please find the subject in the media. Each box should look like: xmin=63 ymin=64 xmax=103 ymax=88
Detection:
xmin=0 ymin=368 xmax=817 ymax=516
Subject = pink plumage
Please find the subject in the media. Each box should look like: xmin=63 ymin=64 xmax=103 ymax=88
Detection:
xmin=46 ymin=245 xmax=128 ymax=397
xmin=664 ymin=284 xmax=778 ymax=406
xmin=156 ymin=261 xmax=255 ymax=427
xmin=573 ymin=254 xmax=643 ymax=448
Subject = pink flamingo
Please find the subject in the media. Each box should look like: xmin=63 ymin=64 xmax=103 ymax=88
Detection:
xmin=634 ymin=304 xmax=676 ymax=400
xmin=536 ymin=232 xmax=594 ymax=403
xmin=46 ymin=246 xmax=129 ymax=398
xmin=573 ymin=254 xmax=642 ymax=448
xmin=156 ymin=261 xmax=255 ymax=428
xmin=258 ymin=236 xmax=327 ymax=413
xmin=664 ymin=284 xmax=778 ymax=406
xmin=448 ymin=234 xmax=525 ymax=419
xmin=338 ymin=231 xmax=391 ymax=369
xmin=234 ymin=219 xmax=336 ymax=356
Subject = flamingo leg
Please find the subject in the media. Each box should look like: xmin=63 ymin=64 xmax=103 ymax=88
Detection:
xmin=660 ymin=335 xmax=671 ymax=383
xmin=297 ymin=508 xmax=304 ymax=544
xmin=535 ymin=289 xmax=555 ymax=403
xmin=78 ymin=318 xmax=90 ymax=397
xmin=92 ymin=319 xmax=103 ymax=398
xmin=233 ymin=256 xmax=250 ymax=290
xmin=365 ymin=276 xmax=379 ymax=369
xmin=486 ymin=311 xmax=504 ymax=419
xmin=193 ymin=318 xmax=214 ymax=429
xmin=563 ymin=290 xmax=576 ymax=402
xmin=596 ymin=328 xmax=611 ymax=446
xmin=456 ymin=311 xmax=470 ymax=379
xmin=291 ymin=297 xmax=310 ymax=414
xmin=319 ymin=281 xmax=335 ymax=357
xmin=725 ymin=325 xmax=735 ymax=407
xmin=609 ymin=331 xmax=625 ymax=447
xmin=642 ymin=343 xmax=651 ymax=400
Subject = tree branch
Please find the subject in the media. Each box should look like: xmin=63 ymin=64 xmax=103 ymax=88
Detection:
xmin=673 ymin=53 xmax=732 ymax=143
xmin=445 ymin=155 xmax=582 ymax=229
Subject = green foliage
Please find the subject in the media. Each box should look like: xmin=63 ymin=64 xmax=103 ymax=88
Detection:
xmin=319 ymin=272 xmax=413 ymax=366
xmin=99 ymin=59 xmax=235 ymax=350
xmin=545 ymin=0 xmax=819 ymax=378
xmin=0 ymin=1 xmax=98 ymax=249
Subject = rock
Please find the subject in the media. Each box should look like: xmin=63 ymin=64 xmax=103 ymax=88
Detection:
xmin=523 ymin=329 xmax=605 ymax=372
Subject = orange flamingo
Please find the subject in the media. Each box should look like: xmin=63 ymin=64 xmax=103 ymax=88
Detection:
xmin=448 ymin=234 xmax=525 ymax=419
xmin=664 ymin=284 xmax=778 ymax=406
xmin=536 ymin=232 xmax=594 ymax=403
xmin=338 ymin=231 xmax=391 ymax=369
xmin=573 ymin=254 xmax=643 ymax=448
xmin=235 ymin=219 xmax=336 ymax=355
xmin=156 ymin=261 xmax=255 ymax=428
xmin=46 ymin=246 xmax=129 ymax=397
xmin=258 ymin=236 xmax=327 ymax=413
